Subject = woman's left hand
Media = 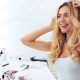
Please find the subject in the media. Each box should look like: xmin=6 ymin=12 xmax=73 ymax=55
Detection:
xmin=73 ymin=3 xmax=80 ymax=8
xmin=72 ymin=0 xmax=80 ymax=8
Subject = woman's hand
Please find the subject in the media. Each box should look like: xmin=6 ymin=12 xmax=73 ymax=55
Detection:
xmin=72 ymin=0 xmax=80 ymax=21
xmin=72 ymin=0 xmax=80 ymax=8
xmin=49 ymin=16 xmax=56 ymax=30
xmin=73 ymin=3 xmax=80 ymax=8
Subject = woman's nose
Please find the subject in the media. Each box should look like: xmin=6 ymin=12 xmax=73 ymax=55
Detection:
xmin=60 ymin=16 xmax=65 ymax=22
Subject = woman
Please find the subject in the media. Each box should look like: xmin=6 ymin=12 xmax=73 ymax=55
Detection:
xmin=48 ymin=2 xmax=80 ymax=80
xmin=21 ymin=1 xmax=80 ymax=80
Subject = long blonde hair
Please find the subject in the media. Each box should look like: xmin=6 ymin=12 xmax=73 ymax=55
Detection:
xmin=48 ymin=2 xmax=80 ymax=66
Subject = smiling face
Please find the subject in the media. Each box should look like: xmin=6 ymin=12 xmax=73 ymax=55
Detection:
xmin=57 ymin=5 xmax=73 ymax=34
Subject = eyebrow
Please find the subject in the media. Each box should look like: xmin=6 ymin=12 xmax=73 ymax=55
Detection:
xmin=64 ymin=13 xmax=69 ymax=15
xmin=58 ymin=12 xmax=69 ymax=16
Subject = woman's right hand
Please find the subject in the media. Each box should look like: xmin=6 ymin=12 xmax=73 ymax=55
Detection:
xmin=49 ymin=16 xmax=56 ymax=30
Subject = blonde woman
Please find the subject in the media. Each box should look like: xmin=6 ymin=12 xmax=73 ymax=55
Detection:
xmin=21 ymin=1 xmax=80 ymax=80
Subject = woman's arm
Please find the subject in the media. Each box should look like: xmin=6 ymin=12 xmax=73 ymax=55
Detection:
xmin=21 ymin=26 xmax=52 ymax=52
xmin=21 ymin=17 xmax=56 ymax=51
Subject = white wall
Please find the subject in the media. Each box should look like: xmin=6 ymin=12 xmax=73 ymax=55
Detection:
xmin=0 ymin=0 xmax=68 ymax=58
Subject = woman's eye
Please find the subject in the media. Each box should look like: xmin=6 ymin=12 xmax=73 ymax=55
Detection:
xmin=65 ymin=15 xmax=68 ymax=17
xmin=57 ymin=15 xmax=61 ymax=19
xmin=64 ymin=13 xmax=69 ymax=17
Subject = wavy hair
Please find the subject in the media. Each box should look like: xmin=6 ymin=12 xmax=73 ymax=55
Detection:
xmin=48 ymin=2 xmax=80 ymax=67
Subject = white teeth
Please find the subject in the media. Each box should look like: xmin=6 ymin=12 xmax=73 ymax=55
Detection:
xmin=61 ymin=24 xmax=68 ymax=27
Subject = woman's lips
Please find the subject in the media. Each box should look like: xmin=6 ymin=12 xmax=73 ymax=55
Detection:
xmin=61 ymin=24 xmax=68 ymax=28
